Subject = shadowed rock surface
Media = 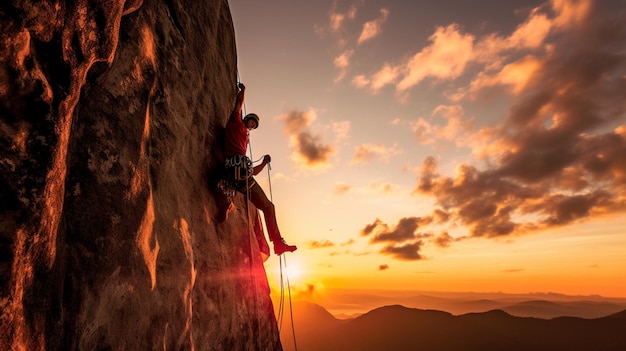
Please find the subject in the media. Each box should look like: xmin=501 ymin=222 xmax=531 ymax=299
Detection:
xmin=0 ymin=1 xmax=281 ymax=350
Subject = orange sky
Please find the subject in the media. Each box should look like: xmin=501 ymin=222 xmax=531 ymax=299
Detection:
xmin=229 ymin=0 xmax=626 ymax=301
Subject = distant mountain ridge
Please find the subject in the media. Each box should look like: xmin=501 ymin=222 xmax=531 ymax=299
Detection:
xmin=316 ymin=290 xmax=626 ymax=319
xmin=279 ymin=302 xmax=626 ymax=351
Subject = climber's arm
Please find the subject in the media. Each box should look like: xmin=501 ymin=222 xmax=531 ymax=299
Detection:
xmin=252 ymin=155 xmax=271 ymax=175
xmin=229 ymin=83 xmax=246 ymax=122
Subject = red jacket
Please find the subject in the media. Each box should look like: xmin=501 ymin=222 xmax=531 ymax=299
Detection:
xmin=224 ymin=110 xmax=248 ymax=158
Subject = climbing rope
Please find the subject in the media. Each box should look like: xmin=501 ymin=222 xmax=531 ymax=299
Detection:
xmin=266 ymin=161 xmax=298 ymax=351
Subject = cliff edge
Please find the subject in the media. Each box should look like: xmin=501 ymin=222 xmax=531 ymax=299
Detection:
xmin=0 ymin=1 xmax=281 ymax=350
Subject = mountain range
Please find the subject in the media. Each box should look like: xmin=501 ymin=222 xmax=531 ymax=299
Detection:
xmin=278 ymin=301 xmax=626 ymax=351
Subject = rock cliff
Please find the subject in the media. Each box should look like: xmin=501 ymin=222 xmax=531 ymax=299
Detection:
xmin=0 ymin=1 xmax=281 ymax=350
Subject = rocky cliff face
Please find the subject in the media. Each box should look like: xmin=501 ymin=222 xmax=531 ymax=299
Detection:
xmin=0 ymin=1 xmax=281 ymax=350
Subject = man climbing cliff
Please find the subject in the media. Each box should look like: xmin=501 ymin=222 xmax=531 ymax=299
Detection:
xmin=218 ymin=83 xmax=297 ymax=256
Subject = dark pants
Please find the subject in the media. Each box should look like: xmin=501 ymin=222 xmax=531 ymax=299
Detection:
xmin=240 ymin=181 xmax=281 ymax=243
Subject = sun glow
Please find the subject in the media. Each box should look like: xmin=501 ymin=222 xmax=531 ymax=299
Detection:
xmin=280 ymin=259 xmax=303 ymax=283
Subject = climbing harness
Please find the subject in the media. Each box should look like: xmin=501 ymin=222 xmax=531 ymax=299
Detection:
xmin=218 ymin=154 xmax=256 ymax=197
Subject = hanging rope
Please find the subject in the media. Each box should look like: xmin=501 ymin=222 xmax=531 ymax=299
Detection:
xmin=267 ymin=162 xmax=298 ymax=351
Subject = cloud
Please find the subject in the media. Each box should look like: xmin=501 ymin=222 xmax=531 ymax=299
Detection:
xmin=412 ymin=105 xmax=476 ymax=146
xmin=360 ymin=218 xmax=455 ymax=261
xmin=357 ymin=8 xmax=390 ymax=44
xmin=354 ymin=24 xmax=475 ymax=93
xmin=308 ymin=240 xmax=336 ymax=249
xmin=431 ymin=231 xmax=455 ymax=248
xmin=360 ymin=218 xmax=385 ymax=236
xmin=380 ymin=241 xmax=425 ymax=261
xmin=367 ymin=181 xmax=396 ymax=194
xmin=330 ymin=120 xmax=351 ymax=143
xmin=333 ymin=182 xmax=353 ymax=195
xmin=347 ymin=1 xmax=625 ymax=259
xmin=334 ymin=49 xmax=354 ymax=82
xmin=378 ymin=264 xmax=390 ymax=271
xmin=364 ymin=217 xmax=433 ymax=243
xmin=351 ymin=143 xmax=402 ymax=164
xmin=369 ymin=64 xmax=401 ymax=93
xmin=280 ymin=109 xmax=337 ymax=170
xmin=551 ymin=0 xmax=592 ymax=29
xmin=464 ymin=55 xmax=543 ymax=97
xmin=403 ymin=0 xmax=626 ymax=240
xmin=397 ymin=24 xmax=475 ymax=91
xmin=353 ymin=0 xmax=599 ymax=97
xmin=329 ymin=2 xmax=358 ymax=33
xmin=320 ymin=3 xmax=392 ymax=84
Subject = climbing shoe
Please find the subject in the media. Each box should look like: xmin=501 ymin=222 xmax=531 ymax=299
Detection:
xmin=273 ymin=238 xmax=297 ymax=255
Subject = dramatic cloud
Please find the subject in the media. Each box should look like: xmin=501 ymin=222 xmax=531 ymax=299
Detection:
xmin=431 ymin=231 xmax=455 ymax=248
xmin=380 ymin=241 xmax=425 ymax=261
xmin=357 ymin=8 xmax=389 ymax=44
xmin=281 ymin=109 xmax=336 ymax=170
xmin=361 ymin=217 xmax=433 ymax=244
xmin=357 ymin=0 xmax=626 ymax=242
xmin=360 ymin=218 xmax=384 ymax=237
xmin=361 ymin=216 xmax=456 ymax=261
xmin=378 ymin=264 xmax=389 ymax=271
xmin=351 ymin=143 xmax=402 ymax=164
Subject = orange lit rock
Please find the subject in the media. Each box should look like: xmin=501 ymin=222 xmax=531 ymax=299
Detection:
xmin=0 ymin=1 xmax=281 ymax=350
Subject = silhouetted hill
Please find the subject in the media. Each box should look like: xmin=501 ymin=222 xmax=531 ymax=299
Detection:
xmin=280 ymin=303 xmax=626 ymax=351
xmin=501 ymin=299 xmax=626 ymax=319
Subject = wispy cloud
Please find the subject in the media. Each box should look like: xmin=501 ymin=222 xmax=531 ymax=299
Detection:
xmin=351 ymin=142 xmax=402 ymax=164
xmin=353 ymin=0 xmax=603 ymax=97
xmin=334 ymin=49 xmax=354 ymax=82
xmin=357 ymin=8 xmax=389 ymax=44
xmin=411 ymin=105 xmax=476 ymax=146
xmin=318 ymin=1 xmax=390 ymax=82
xmin=329 ymin=1 xmax=358 ymax=33
xmin=308 ymin=240 xmax=336 ymax=249
xmin=333 ymin=182 xmax=353 ymax=195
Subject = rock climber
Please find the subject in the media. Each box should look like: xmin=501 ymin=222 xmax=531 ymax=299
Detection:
xmin=217 ymin=82 xmax=297 ymax=256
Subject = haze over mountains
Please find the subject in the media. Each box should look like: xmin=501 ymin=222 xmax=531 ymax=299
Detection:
xmin=313 ymin=290 xmax=626 ymax=320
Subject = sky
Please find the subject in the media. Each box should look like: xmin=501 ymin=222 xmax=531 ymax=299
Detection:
xmin=228 ymin=0 xmax=626 ymax=301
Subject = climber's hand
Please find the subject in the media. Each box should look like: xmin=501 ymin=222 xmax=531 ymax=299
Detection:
xmin=263 ymin=154 xmax=271 ymax=164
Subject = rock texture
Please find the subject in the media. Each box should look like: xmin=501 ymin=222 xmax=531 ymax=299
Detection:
xmin=0 ymin=1 xmax=281 ymax=350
